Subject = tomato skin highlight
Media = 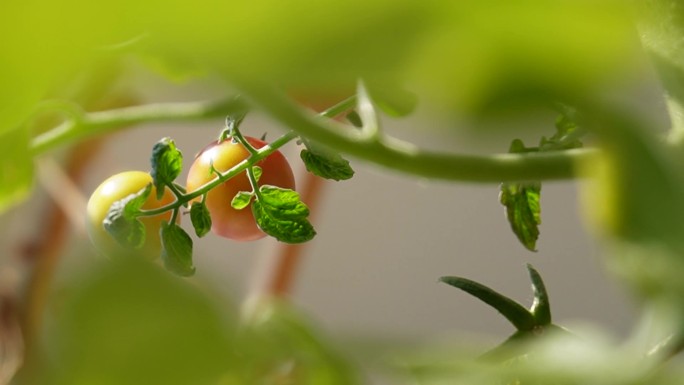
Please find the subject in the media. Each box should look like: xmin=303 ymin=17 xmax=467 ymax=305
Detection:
xmin=186 ymin=137 xmax=296 ymax=241
xmin=86 ymin=171 xmax=176 ymax=257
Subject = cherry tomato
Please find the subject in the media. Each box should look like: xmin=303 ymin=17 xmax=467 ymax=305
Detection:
xmin=86 ymin=171 xmax=176 ymax=257
xmin=185 ymin=137 xmax=296 ymax=241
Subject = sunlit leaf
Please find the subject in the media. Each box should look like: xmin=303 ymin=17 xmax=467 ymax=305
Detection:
xmin=150 ymin=137 xmax=183 ymax=200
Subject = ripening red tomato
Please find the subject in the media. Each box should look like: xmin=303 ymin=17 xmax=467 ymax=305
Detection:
xmin=86 ymin=171 xmax=176 ymax=257
xmin=185 ymin=137 xmax=296 ymax=241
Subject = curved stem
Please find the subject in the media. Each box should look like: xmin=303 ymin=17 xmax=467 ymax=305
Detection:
xmin=236 ymin=83 xmax=595 ymax=182
xmin=30 ymin=97 xmax=248 ymax=155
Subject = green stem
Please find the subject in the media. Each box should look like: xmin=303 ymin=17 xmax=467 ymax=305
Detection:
xmin=236 ymin=83 xmax=595 ymax=182
xmin=30 ymin=97 xmax=248 ymax=155
xmin=246 ymin=167 xmax=262 ymax=200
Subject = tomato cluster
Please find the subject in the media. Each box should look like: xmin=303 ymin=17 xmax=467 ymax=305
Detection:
xmin=86 ymin=136 xmax=295 ymax=257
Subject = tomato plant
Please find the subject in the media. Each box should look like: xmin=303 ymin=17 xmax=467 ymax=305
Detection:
xmin=186 ymin=137 xmax=296 ymax=241
xmin=7 ymin=1 xmax=684 ymax=385
xmin=86 ymin=171 xmax=176 ymax=257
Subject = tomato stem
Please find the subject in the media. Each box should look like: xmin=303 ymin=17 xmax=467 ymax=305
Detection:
xmin=134 ymin=96 xmax=357 ymax=218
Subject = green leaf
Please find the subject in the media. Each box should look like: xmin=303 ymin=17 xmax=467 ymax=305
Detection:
xmin=150 ymin=137 xmax=183 ymax=200
xmin=300 ymin=141 xmax=354 ymax=181
xmin=231 ymin=191 xmax=253 ymax=210
xmin=259 ymin=186 xmax=310 ymax=219
xmin=500 ymin=181 xmax=541 ymax=252
xmin=252 ymin=186 xmax=315 ymax=243
xmin=252 ymin=165 xmax=263 ymax=182
xmin=539 ymin=106 xmax=584 ymax=151
xmin=527 ymin=264 xmax=551 ymax=326
xmin=160 ymin=221 xmax=195 ymax=277
xmin=440 ymin=276 xmax=535 ymax=332
xmin=189 ymin=201 xmax=212 ymax=238
xmin=240 ymin=299 xmax=359 ymax=385
xmin=38 ymin=259 xmax=234 ymax=385
xmin=0 ymin=128 xmax=33 ymax=214
xmin=103 ymin=184 xmax=153 ymax=249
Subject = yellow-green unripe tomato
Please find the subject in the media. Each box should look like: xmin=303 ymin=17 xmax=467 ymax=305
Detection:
xmin=86 ymin=171 xmax=176 ymax=257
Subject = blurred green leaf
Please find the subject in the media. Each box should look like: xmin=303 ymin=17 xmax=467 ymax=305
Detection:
xmin=160 ymin=221 xmax=195 ymax=277
xmin=364 ymin=79 xmax=417 ymax=117
xmin=0 ymin=128 xmax=33 ymax=214
xmin=240 ymin=300 xmax=359 ymax=385
xmin=103 ymin=184 xmax=152 ymax=249
xmin=189 ymin=201 xmax=211 ymax=237
xmin=39 ymin=259 xmax=234 ymax=385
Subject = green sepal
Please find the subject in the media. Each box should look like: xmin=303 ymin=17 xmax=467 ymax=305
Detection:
xmin=160 ymin=221 xmax=195 ymax=277
xmin=150 ymin=137 xmax=183 ymax=199
xmin=189 ymin=201 xmax=212 ymax=238
xmin=500 ymin=181 xmax=541 ymax=252
xmin=527 ymin=264 xmax=551 ymax=326
xmin=252 ymin=186 xmax=315 ymax=243
xmin=440 ymin=276 xmax=535 ymax=332
xmin=103 ymin=184 xmax=153 ymax=249
xmin=300 ymin=141 xmax=354 ymax=181
xmin=231 ymin=191 xmax=253 ymax=210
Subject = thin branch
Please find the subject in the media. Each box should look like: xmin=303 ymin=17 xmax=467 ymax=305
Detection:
xmin=234 ymin=83 xmax=597 ymax=183
xmin=30 ymin=97 xmax=248 ymax=155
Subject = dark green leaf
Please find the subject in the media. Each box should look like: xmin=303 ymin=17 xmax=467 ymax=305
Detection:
xmin=231 ymin=191 xmax=253 ymax=210
xmin=103 ymin=184 xmax=153 ymax=249
xmin=440 ymin=276 xmax=535 ymax=332
xmin=160 ymin=221 xmax=195 ymax=277
xmin=527 ymin=264 xmax=551 ymax=326
xmin=189 ymin=201 xmax=212 ymax=238
xmin=500 ymin=181 xmax=541 ymax=252
xmin=300 ymin=141 xmax=354 ymax=181
xmin=0 ymin=128 xmax=33 ymax=214
xmin=252 ymin=186 xmax=315 ymax=243
xmin=150 ymin=137 xmax=183 ymax=200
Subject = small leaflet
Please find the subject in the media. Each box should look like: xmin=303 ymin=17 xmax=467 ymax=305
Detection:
xmin=150 ymin=137 xmax=183 ymax=199
xmin=160 ymin=221 xmax=196 ymax=277
xmin=103 ymin=184 xmax=153 ymax=249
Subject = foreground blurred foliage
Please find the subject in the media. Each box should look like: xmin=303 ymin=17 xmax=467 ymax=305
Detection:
xmin=0 ymin=0 xmax=638 ymax=211
xmin=19 ymin=259 xmax=356 ymax=385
